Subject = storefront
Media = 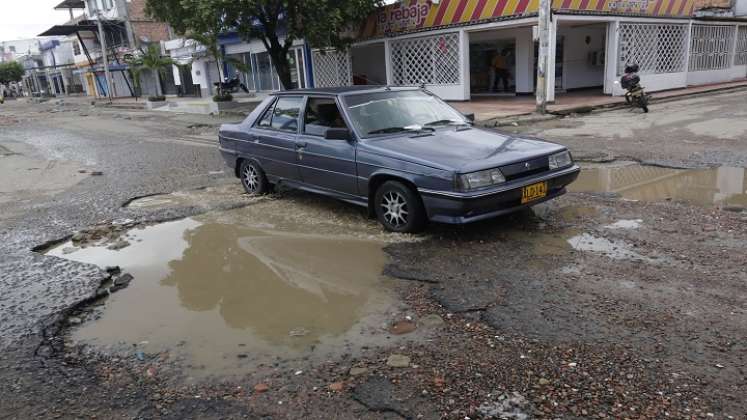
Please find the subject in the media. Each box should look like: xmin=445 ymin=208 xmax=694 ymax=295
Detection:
xmin=317 ymin=0 xmax=747 ymax=101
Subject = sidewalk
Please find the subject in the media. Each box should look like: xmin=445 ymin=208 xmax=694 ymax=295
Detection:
xmin=92 ymin=93 xmax=265 ymax=116
xmin=450 ymin=79 xmax=747 ymax=124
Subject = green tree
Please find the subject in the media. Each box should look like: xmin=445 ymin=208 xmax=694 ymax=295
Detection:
xmin=145 ymin=0 xmax=381 ymax=90
xmin=0 ymin=61 xmax=24 ymax=85
xmin=126 ymin=44 xmax=174 ymax=98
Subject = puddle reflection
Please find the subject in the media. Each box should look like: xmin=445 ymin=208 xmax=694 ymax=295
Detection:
xmin=570 ymin=164 xmax=747 ymax=207
xmin=47 ymin=214 xmax=396 ymax=376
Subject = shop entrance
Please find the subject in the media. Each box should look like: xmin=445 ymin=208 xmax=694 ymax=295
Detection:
xmin=554 ymin=22 xmax=607 ymax=93
xmin=470 ymin=38 xmax=516 ymax=95
xmin=468 ymin=27 xmax=534 ymax=97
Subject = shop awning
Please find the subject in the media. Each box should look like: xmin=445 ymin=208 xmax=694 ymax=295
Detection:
xmin=38 ymin=21 xmax=98 ymax=36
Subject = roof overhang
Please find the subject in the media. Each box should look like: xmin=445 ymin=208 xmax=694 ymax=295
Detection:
xmin=54 ymin=0 xmax=86 ymax=9
xmin=38 ymin=22 xmax=98 ymax=36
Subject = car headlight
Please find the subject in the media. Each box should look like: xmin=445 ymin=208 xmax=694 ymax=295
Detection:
xmin=549 ymin=150 xmax=573 ymax=170
xmin=458 ymin=168 xmax=505 ymax=191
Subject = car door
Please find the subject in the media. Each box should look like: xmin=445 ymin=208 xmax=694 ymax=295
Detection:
xmin=297 ymin=96 xmax=358 ymax=196
xmin=251 ymin=95 xmax=303 ymax=181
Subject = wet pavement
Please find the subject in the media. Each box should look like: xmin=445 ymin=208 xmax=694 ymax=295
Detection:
xmin=1 ymin=95 xmax=747 ymax=419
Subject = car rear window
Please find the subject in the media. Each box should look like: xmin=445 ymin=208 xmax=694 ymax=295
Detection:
xmin=271 ymin=96 xmax=303 ymax=132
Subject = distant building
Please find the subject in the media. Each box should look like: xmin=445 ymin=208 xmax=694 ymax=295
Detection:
xmin=0 ymin=38 xmax=41 ymax=63
xmin=36 ymin=0 xmax=173 ymax=98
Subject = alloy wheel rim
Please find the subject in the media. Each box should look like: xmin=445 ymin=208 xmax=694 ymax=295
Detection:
xmin=243 ymin=165 xmax=259 ymax=193
xmin=381 ymin=191 xmax=408 ymax=228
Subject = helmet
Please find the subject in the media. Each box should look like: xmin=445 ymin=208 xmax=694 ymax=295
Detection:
xmin=624 ymin=64 xmax=639 ymax=73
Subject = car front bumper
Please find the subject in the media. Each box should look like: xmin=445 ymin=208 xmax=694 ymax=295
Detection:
xmin=418 ymin=165 xmax=581 ymax=224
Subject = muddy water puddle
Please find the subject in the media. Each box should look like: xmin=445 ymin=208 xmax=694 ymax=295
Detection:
xmin=47 ymin=210 xmax=406 ymax=378
xmin=569 ymin=163 xmax=747 ymax=208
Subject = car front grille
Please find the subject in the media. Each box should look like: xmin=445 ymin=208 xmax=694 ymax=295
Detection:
xmin=501 ymin=156 xmax=550 ymax=181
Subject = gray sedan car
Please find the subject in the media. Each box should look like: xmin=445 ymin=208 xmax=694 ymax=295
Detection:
xmin=218 ymin=87 xmax=580 ymax=233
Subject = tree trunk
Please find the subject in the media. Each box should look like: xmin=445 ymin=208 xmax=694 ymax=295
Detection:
xmin=268 ymin=49 xmax=292 ymax=90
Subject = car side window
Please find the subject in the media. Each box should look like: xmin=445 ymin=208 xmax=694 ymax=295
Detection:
xmin=303 ymin=97 xmax=347 ymax=137
xmin=256 ymin=99 xmax=276 ymax=128
xmin=270 ymin=96 xmax=303 ymax=132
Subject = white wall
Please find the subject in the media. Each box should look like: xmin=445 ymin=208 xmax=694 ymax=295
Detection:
xmin=687 ymin=65 xmax=747 ymax=85
xmin=736 ymin=0 xmax=747 ymax=16
xmin=351 ymin=43 xmax=387 ymax=85
xmin=559 ymin=24 xmax=606 ymax=90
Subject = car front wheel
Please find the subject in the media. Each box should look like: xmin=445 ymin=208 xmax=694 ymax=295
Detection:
xmin=239 ymin=160 xmax=269 ymax=195
xmin=374 ymin=181 xmax=427 ymax=233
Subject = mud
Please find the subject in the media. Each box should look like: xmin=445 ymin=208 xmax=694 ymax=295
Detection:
xmin=46 ymin=209 xmax=414 ymax=378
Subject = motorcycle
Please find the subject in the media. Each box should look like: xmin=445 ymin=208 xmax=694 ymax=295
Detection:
xmin=214 ymin=75 xmax=249 ymax=94
xmin=618 ymin=64 xmax=650 ymax=113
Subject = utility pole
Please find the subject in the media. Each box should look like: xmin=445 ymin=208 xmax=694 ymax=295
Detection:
xmin=536 ymin=0 xmax=551 ymax=114
xmin=118 ymin=0 xmax=137 ymax=49
xmin=96 ymin=14 xmax=114 ymax=103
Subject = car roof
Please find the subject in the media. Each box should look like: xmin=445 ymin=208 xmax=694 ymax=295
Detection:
xmin=272 ymin=86 xmax=422 ymax=97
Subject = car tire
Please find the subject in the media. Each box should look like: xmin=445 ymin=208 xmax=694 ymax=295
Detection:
xmin=374 ymin=181 xmax=427 ymax=233
xmin=239 ymin=160 xmax=270 ymax=195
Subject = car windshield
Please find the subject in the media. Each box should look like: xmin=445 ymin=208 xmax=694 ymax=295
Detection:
xmin=342 ymin=90 xmax=467 ymax=138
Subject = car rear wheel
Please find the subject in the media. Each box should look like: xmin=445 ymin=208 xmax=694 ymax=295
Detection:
xmin=239 ymin=160 xmax=269 ymax=195
xmin=374 ymin=181 xmax=427 ymax=233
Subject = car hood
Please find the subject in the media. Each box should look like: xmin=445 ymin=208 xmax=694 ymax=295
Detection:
xmin=360 ymin=127 xmax=565 ymax=173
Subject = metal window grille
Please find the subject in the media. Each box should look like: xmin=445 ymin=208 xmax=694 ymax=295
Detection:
xmin=311 ymin=49 xmax=352 ymax=87
xmin=618 ymin=23 xmax=688 ymax=75
xmin=735 ymin=26 xmax=747 ymax=66
xmin=391 ymin=32 xmax=460 ymax=85
xmin=689 ymin=25 xmax=736 ymax=71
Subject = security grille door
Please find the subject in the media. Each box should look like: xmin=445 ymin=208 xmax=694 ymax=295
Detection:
xmin=736 ymin=26 xmax=747 ymax=66
xmin=689 ymin=25 xmax=736 ymax=71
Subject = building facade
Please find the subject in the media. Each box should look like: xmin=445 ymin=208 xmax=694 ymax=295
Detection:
xmin=35 ymin=0 xmax=173 ymax=98
xmin=308 ymin=0 xmax=746 ymax=101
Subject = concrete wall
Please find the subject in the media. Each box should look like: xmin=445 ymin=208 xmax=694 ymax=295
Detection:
xmin=559 ymin=24 xmax=607 ymax=90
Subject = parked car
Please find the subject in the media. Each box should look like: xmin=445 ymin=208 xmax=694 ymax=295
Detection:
xmin=218 ymin=87 xmax=580 ymax=233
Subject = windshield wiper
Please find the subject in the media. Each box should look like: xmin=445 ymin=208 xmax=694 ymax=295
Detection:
xmin=424 ymin=119 xmax=467 ymax=127
xmin=368 ymin=126 xmax=435 ymax=135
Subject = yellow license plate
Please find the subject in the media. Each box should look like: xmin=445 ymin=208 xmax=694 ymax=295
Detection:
xmin=521 ymin=181 xmax=547 ymax=204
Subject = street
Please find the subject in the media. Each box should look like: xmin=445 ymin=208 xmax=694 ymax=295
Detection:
xmin=1 ymin=91 xmax=746 ymax=419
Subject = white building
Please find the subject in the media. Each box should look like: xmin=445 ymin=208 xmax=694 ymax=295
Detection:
xmin=170 ymin=0 xmax=746 ymax=104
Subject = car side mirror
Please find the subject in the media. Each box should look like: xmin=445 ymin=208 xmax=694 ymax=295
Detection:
xmin=324 ymin=127 xmax=351 ymax=140
xmin=464 ymin=113 xmax=475 ymax=122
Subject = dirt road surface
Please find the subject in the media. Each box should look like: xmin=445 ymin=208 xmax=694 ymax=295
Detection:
xmin=0 ymin=92 xmax=745 ymax=419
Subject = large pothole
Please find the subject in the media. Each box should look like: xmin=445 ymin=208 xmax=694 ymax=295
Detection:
xmin=44 ymin=207 xmax=420 ymax=379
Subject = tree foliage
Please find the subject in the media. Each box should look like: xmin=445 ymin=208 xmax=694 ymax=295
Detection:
xmin=0 ymin=61 xmax=24 ymax=85
xmin=145 ymin=0 xmax=381 ymax=89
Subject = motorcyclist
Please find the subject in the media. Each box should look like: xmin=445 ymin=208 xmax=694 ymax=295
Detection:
xmin=620 ymin=63 xmax=649 ymax=113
